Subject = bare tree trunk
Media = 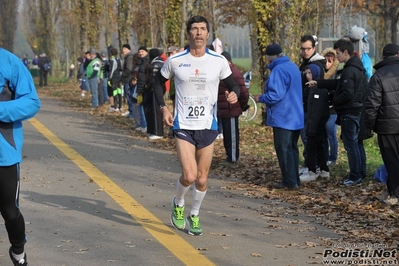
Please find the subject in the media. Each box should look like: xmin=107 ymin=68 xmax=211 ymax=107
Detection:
xmin=249 ymin=24 xmax=258 ymax=72
xmin=391 ymin=16 xmax=398 ymax=43
xmin=209 ymin=0 xmax=217 ymax=40
xmin=86 ymin=0 xmax=101 ymax=49
xmin=118 ymin=0 xmax=133 ymax=51
xmin=0 ymin=0 xmax=18 ymax=51
xmin=37 ymin=0 xmax=59 ymax=74
xmin=384 ymin=15 xmax=391 ymax=44
xmin=180 ymin=0 xmax=187 ymax=47
xmin=77 ymin=0 xmax=88 ymax=53
xmin=103 ymin=0 xmax=111 ymax=52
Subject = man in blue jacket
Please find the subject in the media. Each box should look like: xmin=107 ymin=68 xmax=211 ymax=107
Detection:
xmin=255 ymin=44 xmax=304 ymax=189
xmin=0 ymin=47 xmax=41 ymax=266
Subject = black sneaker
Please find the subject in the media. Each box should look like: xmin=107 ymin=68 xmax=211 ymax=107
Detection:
xmin=9 ymin=247 xmax=29 ymax=266
xmin=273 ymin=182 xmax=299 ymax=190
xmin=342 ymin=178 xmax=362 ymax=186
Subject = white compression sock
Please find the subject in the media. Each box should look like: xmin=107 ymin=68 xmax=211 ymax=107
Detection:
xmin=12 ymin=251 xmax=25 ymax=262
xmin=190 ymin=188 xmax=207 ymax=216
xmin=174 ymin=179 xmax=191 ymax=206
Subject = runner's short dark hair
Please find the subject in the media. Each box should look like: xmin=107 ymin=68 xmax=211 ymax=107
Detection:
xmin=186 ymin=16 xmax=210 ymax=33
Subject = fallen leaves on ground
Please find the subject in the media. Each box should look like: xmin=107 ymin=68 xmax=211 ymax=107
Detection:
xmin=39 ymin=83 xmax=399 ymax=249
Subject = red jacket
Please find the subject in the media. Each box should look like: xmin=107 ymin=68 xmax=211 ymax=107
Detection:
xmin=217 ymin=63 xmax=249 ymax=118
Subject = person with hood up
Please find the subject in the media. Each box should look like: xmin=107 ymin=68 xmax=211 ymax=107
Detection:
xmin=306 ymin=38 xmax=368 ymax=186
xmin=321 ymin=47 xmax=341 ymax=166
xmin=300 ymin=64 xmax=330 ymax=181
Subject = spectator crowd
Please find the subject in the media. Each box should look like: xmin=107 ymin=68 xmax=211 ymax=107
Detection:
xmin=31 ymin=29 xmax=399 ymax=207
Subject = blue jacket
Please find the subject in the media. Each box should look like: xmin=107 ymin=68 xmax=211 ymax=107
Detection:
xmin=0 ymin=48 xmax=41 ymax=166
xmin=259 ymin=56 xmax=304 ymax=130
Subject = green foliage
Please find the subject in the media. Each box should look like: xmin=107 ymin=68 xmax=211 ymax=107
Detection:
xmin=233 ymin=58 xmax=252 ymax=71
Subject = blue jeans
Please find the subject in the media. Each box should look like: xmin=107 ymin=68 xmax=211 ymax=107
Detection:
xmin=133 ymin=104 xmax=147 ymax=128
xmin=340 ymin=114 xmax=361 ymax=180
xmin=79 ymin=79 xmax=88 ymax=92
xmin=273 ymin=127 xmax=300 ymax=188
xmin=88 ymin=77 xmax=99 ymax=107
xmin=102 ymin=78 xmax=108 ymax=103
xmin=325 ymin=114 xmax=338 ymax=162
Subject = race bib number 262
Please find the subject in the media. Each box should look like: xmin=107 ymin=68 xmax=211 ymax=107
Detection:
xmin=183 ymin=96 xmax=209 ymax=120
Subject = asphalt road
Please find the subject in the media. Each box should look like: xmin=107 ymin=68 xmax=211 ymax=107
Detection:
xmin=0 ymin=96 xmax=338 ymax=266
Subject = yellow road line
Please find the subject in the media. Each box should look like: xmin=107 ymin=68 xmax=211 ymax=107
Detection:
xmin=29 ymin=118 xmax=215 ymax=266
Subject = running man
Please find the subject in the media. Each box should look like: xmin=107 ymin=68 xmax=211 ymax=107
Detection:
xmin=153 ymin=15 xmax=239 ymax=235
xmin=0 ymin=47 xmax=41 ymax=265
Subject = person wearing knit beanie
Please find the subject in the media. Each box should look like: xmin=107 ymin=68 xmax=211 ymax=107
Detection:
xmin=265 ymin=44 xmax=283 ymax=56
xmin=122 ymin=44 xmax=131 ymax=51
xmin=149 ymin=48 xmax=161 ymax=61
xmin=138 ymin=46 xmax=147 ymax=52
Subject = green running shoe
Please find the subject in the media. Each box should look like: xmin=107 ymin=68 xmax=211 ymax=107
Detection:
xmin=186 ymin=215 xmax=203 ymax=236
xmin=171 ymin=197 xmax=185 ymax=230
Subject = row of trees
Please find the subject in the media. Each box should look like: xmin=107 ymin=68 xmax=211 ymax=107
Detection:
xmin=0 ymin=0 xmax=398 ymax=80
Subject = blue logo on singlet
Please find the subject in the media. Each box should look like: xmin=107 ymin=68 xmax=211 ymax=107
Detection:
xmin=179 ymin=63 xmax=191 ymax=67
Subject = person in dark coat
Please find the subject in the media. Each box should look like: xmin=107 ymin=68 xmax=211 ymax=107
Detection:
xmin=121 ymin=44 xmax=135 ymax=117
xmin=217 ymin=51 xmax=249 ymax=163
xmin=298 ymin=35 xmax=326 ymax=172
xmin=144 ymin=48 xmax=165 ymax=140
xmin=307 ymin=38 xmax=368 ymax=186
xmin=38 ymin=53 xmax=50 ymax=87
xmin=300 ymin=64 xmax=330 ymax=181
xmin=364 ymin=43 xmax=399 ymax=205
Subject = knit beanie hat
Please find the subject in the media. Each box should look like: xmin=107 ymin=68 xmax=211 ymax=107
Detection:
xmin=138 ymin=46 xmax=148 ymax=52
xmin=122 ymin=44 xmax=131 ymax=50
xmin=265 ymin=44 xmax=282 ymax=56
xmin=149 ymin=48 xmax=161 ymax=61
xmin=382 ymin=43 xmax=399 ymax=57
xmin=307 ymin=64 xmax=321 ymax=80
